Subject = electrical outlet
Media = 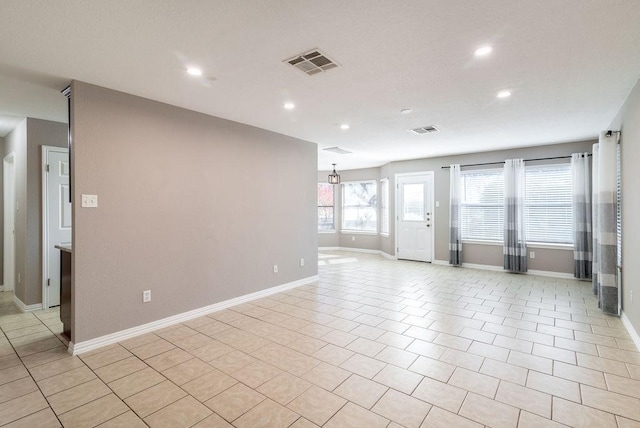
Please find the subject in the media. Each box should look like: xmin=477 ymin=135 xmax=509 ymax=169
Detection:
xmin=631 ymin=290 xmax=634 ymax=304
xmin=352 ymin=236 xmax=355 ymax=241
xmin=436 ymin=201 xmax=440 ymax=207
xmin=530 ymin=251 xmax=535 ymax=259
xmin=81 ymin=194 xmax=98 ymax=208
xmin=300 ymin=258 xmax=305 ymax=267
xmin=142 ymin=290 xmax=151 ymax=303
xmin=273 ymin=265 xmax=278 ymax=274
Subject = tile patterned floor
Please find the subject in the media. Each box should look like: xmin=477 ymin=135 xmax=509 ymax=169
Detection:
xmin=1 ymin=251 xmax=639 ymax=427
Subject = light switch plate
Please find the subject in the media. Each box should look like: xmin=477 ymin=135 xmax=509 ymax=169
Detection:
xmin=81 ymin=194 xmax=98 ymax=208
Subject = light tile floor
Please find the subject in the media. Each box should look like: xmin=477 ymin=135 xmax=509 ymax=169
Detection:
xmin=1 ymin=251 xmax=640 ymax=427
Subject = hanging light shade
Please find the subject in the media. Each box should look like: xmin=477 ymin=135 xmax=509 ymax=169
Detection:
xmin=328 ymin=164 xmax=340 ymax=184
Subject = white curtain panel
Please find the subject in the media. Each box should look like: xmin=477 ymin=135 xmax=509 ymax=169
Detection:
xmin=571 ymin=153 xmax=592 ymax=279
xmin=503 ymin=159 xmax=527 ymax=272
xmin=592 ymin=133 xmax=619 ymax=315
xmin=449 ymin=164 xmax=462 ymax=265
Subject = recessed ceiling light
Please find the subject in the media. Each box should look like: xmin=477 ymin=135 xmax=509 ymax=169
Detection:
xmin=283 ymin=102 xmax=295 ymax=110
xmin=474 ymin=46 xmax=493 ymax=57
xmin=187 ymin=67 xmax=202 ymax=76
xmin=340 ymin=124 xmax=350 ymax=130
xmin=497 ymin=90 xmax=512 ymax=98
xmin=400 ymin=109 xmax=413 ymax=114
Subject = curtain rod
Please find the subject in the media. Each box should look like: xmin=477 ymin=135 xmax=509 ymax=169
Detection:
xmin=440 ymin=154 xmax=591 ymax=169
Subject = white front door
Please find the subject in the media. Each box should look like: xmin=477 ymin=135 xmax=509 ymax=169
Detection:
xmin=45 ymin=148 xmax=71 ymax=307
xmin=396 ymin=172 xmax=434 ymax=262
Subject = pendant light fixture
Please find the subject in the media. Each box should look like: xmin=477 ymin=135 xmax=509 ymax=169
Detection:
xmin=328 ymin=163 xmax=340 ymax=184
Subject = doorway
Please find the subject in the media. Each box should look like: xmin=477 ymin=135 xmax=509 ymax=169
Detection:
xmin=396 ymin=172 xmax=434 ymax=262
xmin=3 ymin=153 xmax=16 ymax=292
xmin=42 ymin=146 xmax=71 ymax=308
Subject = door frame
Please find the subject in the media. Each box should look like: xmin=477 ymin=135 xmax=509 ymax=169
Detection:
xmin=42 ymin=145 xmax=70 ymax=309
xmin=3 ymin=152 xmax=16 ymax=292
xmin=394 ymin=171 xmax=435 ymax=261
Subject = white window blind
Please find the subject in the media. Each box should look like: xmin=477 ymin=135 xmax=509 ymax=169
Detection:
xmin=380 ymin=178 xmax=389 ymax=235
xmin=460 ymin=169 xmax=504 ymax=241
xmin=525 ymin=164 xmax=573 ymax=244
xmin=342 ymin=181 xmax=377 ymax=232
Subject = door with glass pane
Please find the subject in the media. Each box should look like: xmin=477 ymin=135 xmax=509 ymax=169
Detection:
xmin=396 ymin=172 xmax=434 ymax=262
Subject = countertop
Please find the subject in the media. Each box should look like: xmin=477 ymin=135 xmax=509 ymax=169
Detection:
xmin=55 ymin=244 xmax=72 ymax=253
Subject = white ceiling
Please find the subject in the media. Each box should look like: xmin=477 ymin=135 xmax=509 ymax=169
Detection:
xmin=1 ymin=0 xmax=639 ymax=170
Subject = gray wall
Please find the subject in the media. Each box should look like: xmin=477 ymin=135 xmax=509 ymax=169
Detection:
xmin=3 ymin=120 xmax=27 ymax=301
xmin=2 ymin=118 xmax=67 ymax=304
xmin=610 ymin=78 xmax=640 ymax=337
xmin=71 ymin=81 xmax=318 ymax=343
xmin=0 ymin=135 xmax=4 ymax=284
xmin=26 ymin=118 xmax=68 ymax=305
xmin=320 ymin=140 xmax=595 ymax=274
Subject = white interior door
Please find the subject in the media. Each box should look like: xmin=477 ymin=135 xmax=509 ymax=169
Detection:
xmin=3 ymin=154 xmax=16 ymax=292
xmin=396 ymin=172 xmax=434 ymax=262
xmin=45 ymin=148 xmax=71 ymax=307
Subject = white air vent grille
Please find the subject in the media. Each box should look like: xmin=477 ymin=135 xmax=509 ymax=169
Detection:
xmin=285 ymin=49 xmax=339 ymax=76
xmin=410 ymin=126 xmax=439 ymax=135
xmin=323 ymin=147 xmax=352 ymax=155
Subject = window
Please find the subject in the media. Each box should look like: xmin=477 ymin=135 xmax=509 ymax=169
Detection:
xmin=342 ymin=181 xmax=377 ymax=232
xmin=317 ymin=183 xmax=335 ymax=231
xmin=459 ymin=164 xmax=574 ymax=244
xmin=525 ymin=164 xmax=572 ymax=244
xmin=460 ymin=169 xmax=504 ymax=241
xmin=380 ymin=178 xmax=389 ymax=235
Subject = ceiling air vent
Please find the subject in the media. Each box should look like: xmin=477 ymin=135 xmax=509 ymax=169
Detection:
xmin=323 ymin=147 xmax=352 ymax=155
xmin=285 ymin=49 xmax=339 ymax=76
xmin=410 ymin=126 xmax=439 ymax=135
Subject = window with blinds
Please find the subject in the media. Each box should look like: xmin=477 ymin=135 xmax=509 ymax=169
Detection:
xmin=525 ymin=164 xmax=573 ymax=244
xmin=460 ymin=169 xmax=504 ymax=241
xmin=459 ymin=164 xmax=574 ymax=244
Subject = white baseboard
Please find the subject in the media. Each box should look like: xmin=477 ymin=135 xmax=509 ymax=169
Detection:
xmin=13 ymin=295 xmax=42 ymax=312
xmin=319 ymin=247 xmax=397 ymax=260
xmin=70 ymin=275 xmax=319 ymax=355
xmin=621 ymin=311 xmax=640 ymax=352
xmin=433 ymin=259 xmax=576 ymax=279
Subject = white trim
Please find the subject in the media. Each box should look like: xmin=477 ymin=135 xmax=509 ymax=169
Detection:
xmin=380 ymin=251 xmax=397 ymax=260
xmin=318 ymin=230 xmax=336 ymax=234
xmin=318 ymin=247 xmax=397 ymax=260
xmin=433 ymin=259 xmax=577 ymax=279
xmin=42 ymin=146 xmax=70 ymax=310
xmin=462 ymin=240 xmax=572 ymax=250
xmin=462 ymin=239 xmax=502 ymax=246
xmin=621 ymin=311 xmax=640 ymax=352
xmin=340 ymin=231 xmax=378 ymax=235
xmin=69 ymin=275 xmax=319 ymax=355
xmin=13 ymin=295 xmax=42 ymax=312
xmin=335 ymin=247 xmax=380 ymax=254
xmin=527 ymin=243 xmax=573 ymax=251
